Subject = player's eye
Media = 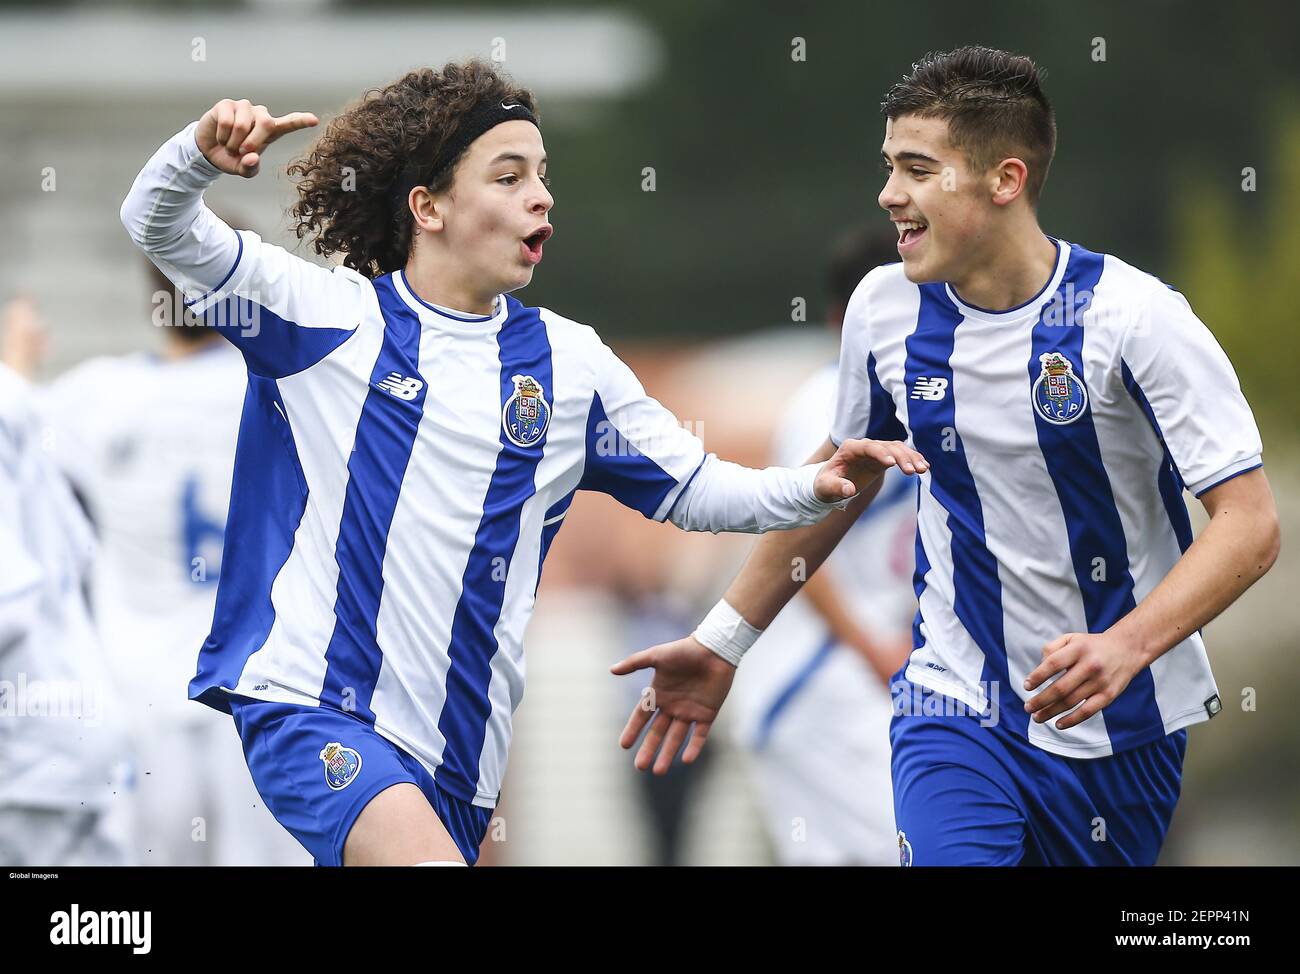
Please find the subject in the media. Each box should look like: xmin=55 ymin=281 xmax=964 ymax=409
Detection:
xmin=881 ymin=162 xmax=894 ymax=174
xmin=497 ymin=174 xmax=520 ymax=185
xmin=539 ymin=174 xmax=551 ymax=188
xmin=910 ymin=168 xmax=929 ymax=177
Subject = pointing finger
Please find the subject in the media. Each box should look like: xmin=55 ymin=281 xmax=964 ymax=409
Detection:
xmin=270 ymin=111 xmax=319 ymax=136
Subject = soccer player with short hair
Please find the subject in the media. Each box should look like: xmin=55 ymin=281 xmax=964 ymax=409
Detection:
xmin=119 ymin=60 xmax=926 ymax=866
xmin=613 ymin=46 xmax=1280 ymax=866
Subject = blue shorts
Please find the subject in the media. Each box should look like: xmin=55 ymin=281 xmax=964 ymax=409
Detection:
xmin=890 ymin=672 xmax=1186 ymax=866
xmin=228 ymin=694 xmax=494 ymax=866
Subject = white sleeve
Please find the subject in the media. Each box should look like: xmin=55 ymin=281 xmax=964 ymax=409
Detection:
xmin=577 ymin=339 xmax=847 ymax=533
xmin=1119 ymin=284 xmax=1263 ymax=497
xmin=666 ymin=455 xmax=847 ymax=534
xmin=120 ymin=121 xmax=369 ymax=379
xmin=830 ymin=269 xmax=905 ymax=446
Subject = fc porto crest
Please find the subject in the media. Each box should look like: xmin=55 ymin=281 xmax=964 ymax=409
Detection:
xmin=319 ymin=742 xmax=362 ymax=791
xmin=502 ymin=373 xmax=551 ymax=448
xmin=1032 ymin=351 xmax=1089 ymax=425
xmin=898 ymin=830 xmax=913 ymax=867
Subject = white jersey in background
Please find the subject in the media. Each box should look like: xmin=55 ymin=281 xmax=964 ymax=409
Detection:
xmin=832 ymin=242 xmax=1263 ymax=757
xmin=0 ymin=363 xmax=132 ymax=865
xmin=732 ymin=362 xmax=915 ymax=865
xmin=42 ymin=345 xmax=246 ymax=727
xmin=120 ymin=121 xmax=851 ymax=812
xmin=38 ymin=346 xmax=309 ymax=865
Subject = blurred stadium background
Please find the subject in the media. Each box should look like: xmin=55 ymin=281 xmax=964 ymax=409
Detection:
xmin=1 ymin=0 xmax=1296 ymax=865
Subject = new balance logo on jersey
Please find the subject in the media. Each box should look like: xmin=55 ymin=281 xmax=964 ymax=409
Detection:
xmin=910 ymin=377 xmax=949 ymax=401
xmin=377 ymin=372 xmax=424 ymax=401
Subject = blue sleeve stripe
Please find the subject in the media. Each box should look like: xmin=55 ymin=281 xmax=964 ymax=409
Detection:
xmin=183 ymin=225 xmax=244 ymax=308
xmin=662 ymin=453 xmax=708 ymax=522
xmin=1194 ymin=462 xmax=1264 ymax=498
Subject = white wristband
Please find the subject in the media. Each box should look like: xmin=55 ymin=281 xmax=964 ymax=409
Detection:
xmin=692 ymin=599 xmax=763 ymax=667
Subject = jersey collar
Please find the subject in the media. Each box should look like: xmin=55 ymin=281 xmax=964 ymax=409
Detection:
xmin=394 ymin=269 xmax=509 ymax=335
xmin=943 ymin=236 xmax=1070 ymax=323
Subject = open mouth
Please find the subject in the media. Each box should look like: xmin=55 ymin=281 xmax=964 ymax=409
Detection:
xmin=896 ymin=219 xmax=928 ymax=251
xmin=521 ymin=225 xmax=553 ymax=264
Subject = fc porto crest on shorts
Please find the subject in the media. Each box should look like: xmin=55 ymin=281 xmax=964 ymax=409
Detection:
xmin=898 ymin=830 xmax=913 ymax=867
xmin=502 ymin=373 xmax=551 ymax=448
xmin=319 ymin=742 xmax=362 ymax=791
xmin=1032 ymin=351 xmax=1089 ymax=425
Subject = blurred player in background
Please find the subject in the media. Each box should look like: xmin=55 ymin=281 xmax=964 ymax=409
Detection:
xmin=617 ymin=46 xmax=1280 ymax=867
xmin=119 ymin=60 xmax=927 ymax=866
xmin=0 ymin=332 xmax=132 ymax=866
xmin=730 ymin=227 xmax=913 ymax=865
xmin=2 ymin=282 xmax=308 ymax=866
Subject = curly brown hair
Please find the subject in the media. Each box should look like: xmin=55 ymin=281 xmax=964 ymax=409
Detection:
xmin=287 ymin=60 xmax=539 ymax=279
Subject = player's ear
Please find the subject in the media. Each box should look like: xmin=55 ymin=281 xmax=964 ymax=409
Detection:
xmin=990 ymin=158 xmax=1029 ymax=207
xmin=409 ymin=186 xmax=446 ymax=235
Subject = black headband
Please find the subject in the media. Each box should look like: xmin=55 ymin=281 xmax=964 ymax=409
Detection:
xmin=390 ymin=98 xmax=539 ymax=215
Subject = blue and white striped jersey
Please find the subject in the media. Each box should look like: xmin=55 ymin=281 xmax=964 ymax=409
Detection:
xmin=121 ymin=122 xmax=846 ymax=807
xmin=831 ymin=239 xmax=1263 ymax=758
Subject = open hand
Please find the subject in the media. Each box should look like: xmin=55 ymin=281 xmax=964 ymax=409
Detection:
xmin=814 ymin=437 xmax=928 ymax=503
xmin=610 ymin=635 xmax=737 ymax=774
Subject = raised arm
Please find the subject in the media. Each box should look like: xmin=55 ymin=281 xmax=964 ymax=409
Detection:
xmin=120 ymin=99 xmax=368 ymax=378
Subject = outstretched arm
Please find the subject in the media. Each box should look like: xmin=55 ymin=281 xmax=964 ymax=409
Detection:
xmin=578 ymin=334 xmax=924 ymax=536
xmin=610 ymin=436 xmax=905 ymax=773
xmin=662 ymin=436 xmax=923 ymax=534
